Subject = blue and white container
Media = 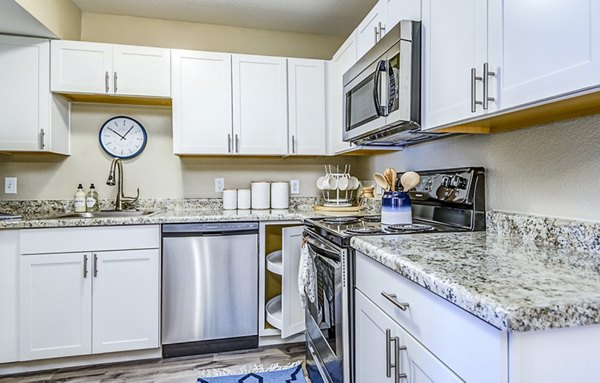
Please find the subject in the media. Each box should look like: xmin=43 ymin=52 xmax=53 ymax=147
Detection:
xmin=381 ymin=191 xmax=412 ymax=225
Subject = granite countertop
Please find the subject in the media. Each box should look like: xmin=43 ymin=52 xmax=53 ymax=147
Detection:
xmin=351 ymin=232 xmax=600 ymax=332
xmin=0 ymin=208 xmax=321 ymax=229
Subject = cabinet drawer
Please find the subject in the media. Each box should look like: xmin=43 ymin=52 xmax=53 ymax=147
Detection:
xmin=20 ymin=225 xmax=160 ymax=254
xmin=355 ymin=251 xmax=508 ymax=383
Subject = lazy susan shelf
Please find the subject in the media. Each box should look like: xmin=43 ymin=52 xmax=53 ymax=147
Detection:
xmin=266 ymin=250 xmax=283 ymax=275
xmin=265 ymin=295 xmax=283 ymax=330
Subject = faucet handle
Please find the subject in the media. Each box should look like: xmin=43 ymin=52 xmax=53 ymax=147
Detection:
xmin=122 ymin=188 xmax=140 ymax=208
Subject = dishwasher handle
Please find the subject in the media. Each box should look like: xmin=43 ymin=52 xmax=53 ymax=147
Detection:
xmin=162 ymin=222 xmax=259 ymax=236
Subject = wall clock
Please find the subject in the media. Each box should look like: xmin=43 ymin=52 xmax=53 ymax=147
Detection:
xmin=99 ymin=116 xmax=147 ymax=159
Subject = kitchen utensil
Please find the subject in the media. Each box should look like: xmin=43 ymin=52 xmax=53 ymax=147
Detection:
xmin=374 ymin=173 xmax=390 ymax=191
xmin=360 ymin=186 xmax=375 ymax=198
xmin=390 ymin=169 xmax=397 ymax=192
xmin=400 ymin=171 xmax=420 ymax=192
xmin=383 ymin=168 xmax=394 ymax=190
xmin=381 ymin=191 xmax=412 ymax=225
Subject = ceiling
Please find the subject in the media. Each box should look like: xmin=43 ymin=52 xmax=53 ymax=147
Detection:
xmin=72 ymin=0 xmax=378 ymax=37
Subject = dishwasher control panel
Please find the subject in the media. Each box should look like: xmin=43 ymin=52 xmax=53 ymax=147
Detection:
xmin=162 ymin=222 xmax=259 ymax=234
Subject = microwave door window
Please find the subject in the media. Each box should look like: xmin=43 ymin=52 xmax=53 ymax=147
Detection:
xmin=345 ymin=74 xmax=380 ymax=132
xmin=387 ymin=53 xmax=400 ymax=114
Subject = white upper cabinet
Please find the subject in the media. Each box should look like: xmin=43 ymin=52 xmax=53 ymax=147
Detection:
xmin=112 ymin=45 xmax=170 ymax=97
xmin=356 ymin=1 xmax=386 ymax=59
xmin=287 ymin=58 xmax=326 ymax=155
xmin=488 ymin=0 xmax=600 ymax=110
xmin=0 ymin=35 xmax=70 ymax=154
xmin=51 ymin=41 xmax=112 ymax=94
xmin=232 ymin=54 xmax=288 ymax=155
xmin=172 ymin=50 xmax=233 ymax=155
xmin=328 ymin=33 xmax=357 ymax=154
xmin=51 ymin=40 xmax=170 ymax=98
xmin=421 ymin=0 xmax=489 ymax=130
xmin=385 ymin=0 xmax=422 ymax=31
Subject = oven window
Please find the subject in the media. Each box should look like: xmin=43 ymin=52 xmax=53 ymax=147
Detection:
xmin=345 ymin=73 xmax=380 ymax=132
xmin=307 ymin=253 xmax=339 ymax=355
xmin=387 ymin=52 xmax=400 ymax=114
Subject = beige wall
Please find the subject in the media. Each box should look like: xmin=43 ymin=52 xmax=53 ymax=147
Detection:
xmin=16 ymin=0 xmax=81 ymax=40
xmin=81 ymin=12 xmax=343 ymax=59
xmin=0 ymin=104 xmax=355 ymax=200
xmin=356 ymin=115 xmax=600 ymax=222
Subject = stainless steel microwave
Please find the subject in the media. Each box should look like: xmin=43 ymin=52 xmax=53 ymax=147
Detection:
xmin=343 ymin=20 xmax=421 ymax=145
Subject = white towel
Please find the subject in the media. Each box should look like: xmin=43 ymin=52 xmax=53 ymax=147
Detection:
xmin=298 ymin=241 xmax=316 ymax=308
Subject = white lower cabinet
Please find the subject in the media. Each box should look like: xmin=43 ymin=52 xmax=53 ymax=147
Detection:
xmin=355 ymin=290 xmax=462 ymax=383
xmin=18 ymin=226 xmax=160 ymax=362
xmin=0 ymin=231 xmax=22 ymax=364
xmin=20 ymin=253 xmax=93 ymax=361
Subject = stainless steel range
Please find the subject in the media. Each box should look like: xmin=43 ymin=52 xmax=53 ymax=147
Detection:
xmin=303 ymin=167 xmax=485 ymax=383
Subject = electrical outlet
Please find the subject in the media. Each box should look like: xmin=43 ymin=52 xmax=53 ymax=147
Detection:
xmin=4 ymin=177 xmax=17 ymax=194
xmin=214 ymin=178 xmax=225 ymax=193
xmin=290 ymin=179 xmax=300 ymax=194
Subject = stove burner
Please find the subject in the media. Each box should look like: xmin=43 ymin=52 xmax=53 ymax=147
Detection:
xmin=386 ymin=223 xmax=434 ymax=233
xmin=362 ymin=215 xmax=381 ymax=223
xmin=345 ymin=227 xmax=383 ymax=234
xmin=322 ymin=216 xmax=361 ymax=225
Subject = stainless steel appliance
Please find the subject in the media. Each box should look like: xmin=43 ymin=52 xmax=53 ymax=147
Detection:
xmin=303 ymin=167 xmax=486 ymax=383
xmin=343 ymin=21 xmax=453 ymax=147
xmin=161 ymin=222 xmax=259 ymax=358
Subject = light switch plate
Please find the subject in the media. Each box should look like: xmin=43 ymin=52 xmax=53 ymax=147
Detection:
xmin=290 ymin=179 xmax=300 ymax=194
xmin=214 ymin=178 xmax=224 ymax=193
xmin=4 ymin=177 xmax=17 ymax=194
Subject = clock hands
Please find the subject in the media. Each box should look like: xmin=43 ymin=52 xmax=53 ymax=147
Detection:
xmin=121 ymin=125 xmax=135 ymax=140
xmin=107 ymin=127 xmax=127 ymax=140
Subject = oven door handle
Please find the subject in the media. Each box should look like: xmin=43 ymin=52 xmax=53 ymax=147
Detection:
xmin=304 ymin=235 xmax=341 ymax=259
xmin=308 ymin=341 xmax=334 ymax=383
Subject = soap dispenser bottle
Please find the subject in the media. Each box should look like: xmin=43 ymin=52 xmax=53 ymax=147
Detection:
xmin=86 ymin=184 xmax=99 ymax=212
xmin=74 ymin=184 xmax=87 ymax=213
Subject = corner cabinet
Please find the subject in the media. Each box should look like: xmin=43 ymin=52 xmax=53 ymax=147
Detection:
xmin=232 ymin=54 xmax=289 ymax=155
xmin=0 ymin=35 xmax=70 ymax=154
xmin=19 ymin=226 xmax=160 ymax=361
xmin=171 ymin=50 xmax=233 ymax=155
xmin=51 ymin=40 xmax=170 ymax=98
xmin=287 ymin=59 xmax=326 ymax=155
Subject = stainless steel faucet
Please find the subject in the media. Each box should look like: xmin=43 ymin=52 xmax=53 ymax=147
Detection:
xmin=106 ymin=158 xmax=139 ymax=211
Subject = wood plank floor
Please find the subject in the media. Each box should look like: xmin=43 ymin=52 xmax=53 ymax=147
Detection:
xmin=0 ymin=344 xmax=306 ymax=383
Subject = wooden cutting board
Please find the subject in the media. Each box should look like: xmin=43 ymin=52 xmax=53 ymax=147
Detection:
xmin=314 ymin=205 xmax=364 ymax=213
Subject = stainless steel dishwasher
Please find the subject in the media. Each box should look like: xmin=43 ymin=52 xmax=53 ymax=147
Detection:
xmin=161 ymin=222 xmax=259 ymax=358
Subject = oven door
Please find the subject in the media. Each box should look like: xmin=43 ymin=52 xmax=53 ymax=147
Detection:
xmin=304 ymin=237 xmax=344 ymax=383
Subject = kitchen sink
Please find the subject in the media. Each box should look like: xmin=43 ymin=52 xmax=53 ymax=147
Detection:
xmin=43 ymin=210 xmax=159 ymax=219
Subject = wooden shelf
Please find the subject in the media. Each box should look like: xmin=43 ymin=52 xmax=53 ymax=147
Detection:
xmin=55 ymin=92 xmax=172 ymax=107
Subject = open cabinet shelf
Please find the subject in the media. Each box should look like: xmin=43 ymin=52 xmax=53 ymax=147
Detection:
xmin=265 ymin=295 xmax=283 ymax=330
xmin=266 ymin=250 xmax=283 ymax=275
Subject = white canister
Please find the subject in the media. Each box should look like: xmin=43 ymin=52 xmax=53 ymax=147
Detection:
xmin=271 ymin=181 xmax=290 ymax=209
xmin=237 ymin=189 xmax=251 ymax=209
xmin=222 ymin=189 xmax=237 ymax=210
xmin=251 ymin=182 xmax=271 ymax=209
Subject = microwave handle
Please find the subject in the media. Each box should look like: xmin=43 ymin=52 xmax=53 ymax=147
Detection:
xmin=373 ymin=60 xmax=386 ymax=117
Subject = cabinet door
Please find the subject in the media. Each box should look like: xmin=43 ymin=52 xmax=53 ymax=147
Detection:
xmin=0 ymin=36 xmax=49 ymax=151
xmin=328 ymin=34 xmax=357 ymax=154
xmin=386 ymin=0 xmax=422 ymax=28
xmin=112 ymin=45 xmax=171 ymax=97
xmin=421 ymin=0 xmax=488 ymax=130
xmin=355 ymin=290 xmax=463 ymax=383
xmin=232 ymin=55 xmax=288 ymax=155
xmin=488 ymin=0 xmax=600 ymax=110
xmin=356 ymin=1 xmax=386 ymax=59
xmin=0 ymin=231 xmax=19 ymax=363
xmin=288 ymin=59 xmax=326 ymax=155
xmin=172 ymin=50 xmax=233 ymax=154
xmin=92 ymin=249 xmax=160 ymax=354
xmin=51 ymin=40 xmax=112 ymax=94
xmin=281 ymin=226 xmax=305 ymax=338
xmin=20 ymin=253 xmax=92 ymax=361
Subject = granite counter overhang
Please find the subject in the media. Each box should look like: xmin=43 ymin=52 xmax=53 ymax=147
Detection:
xmin=351 ymin=232 xmax=600 ymax=332
xmin=0 ymin=209 xmax=322 ymax=229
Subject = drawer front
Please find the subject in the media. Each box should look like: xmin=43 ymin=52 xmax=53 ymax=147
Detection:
xmin=355 ymin=251 xmax=508 ymax=383
xmin=20 ymin=225 xmax=160 ymax=254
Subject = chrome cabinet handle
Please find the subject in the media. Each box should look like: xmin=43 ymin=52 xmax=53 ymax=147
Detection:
xmin=113 ymin=72 xmax=118 ymax=94
xmin=235 ymin=134 xmax=239 ymax=153
xmin=386 ymin=329 xmax=396 ymax=378
xmin=482 ymin=62 xmax=495 ymax=110
xmin=39 ymin=129 xmax=46 ymax=150
xmin=381 ymin=291 xmax=410 ymax=311
xmin=396 ymin=343 xmax=408 ymax=382
xmin=105 ymin=71 xmax=110 ymax=93
xmin=291 ymin=135 xmax=296 ymax=154
xmin=93 ymin=254 xmax=98 ymax=277
xmin=470 ymin=68 xmax=483 ymax=113
xmin=379 ymin=22 xmax=386 ymax=37
xmin=83 ymin=254 xmax=88 ymax=278
xmin=374 ymin=25 xmax=380 ymax=43
xmin=228 ymin=134 xmax=232 ymax=153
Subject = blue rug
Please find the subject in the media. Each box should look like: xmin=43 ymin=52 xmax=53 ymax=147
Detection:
xmin=197 ymin=365 xmax=306 ymax=383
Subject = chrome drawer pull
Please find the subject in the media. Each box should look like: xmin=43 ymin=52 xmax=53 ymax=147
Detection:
xmin=381 ymin=291 xmax=410 ymax=311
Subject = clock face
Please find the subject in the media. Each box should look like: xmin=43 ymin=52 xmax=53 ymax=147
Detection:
xmin=99 ymin=116 xmax=147 ymax=159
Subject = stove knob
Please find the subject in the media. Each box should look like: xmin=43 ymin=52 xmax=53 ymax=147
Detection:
xmin=450 ymin=175 xmax=468 ymax=190
xmin=441 ymin=176 xmax=452 ymax=188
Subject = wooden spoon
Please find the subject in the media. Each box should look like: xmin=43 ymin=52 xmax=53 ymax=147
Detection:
xmin=383 ymin=168 xmax=393 ymax=191
xmin=400 ymin=171 xmax=420 ymax=192
xmin=374 ymin=173 xmax=390 ymax=191
xmin=389 ymin=169 xmax=397 ymax=192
